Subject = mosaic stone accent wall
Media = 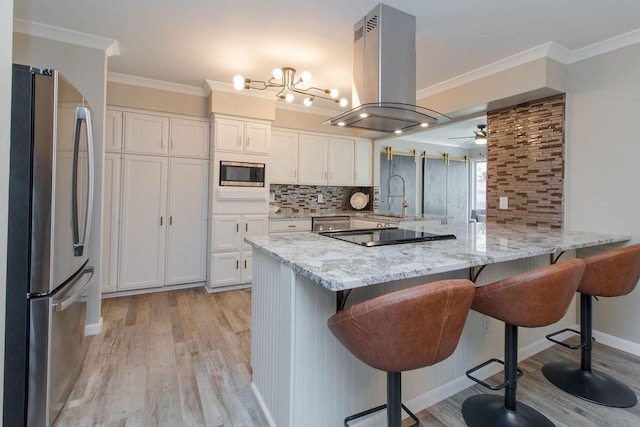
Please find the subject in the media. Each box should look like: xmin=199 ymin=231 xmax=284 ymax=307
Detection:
xmin=270 ymin=184 xmax=373 ymax=213
xmin=486 ymin=95 xmax=565 ymax=228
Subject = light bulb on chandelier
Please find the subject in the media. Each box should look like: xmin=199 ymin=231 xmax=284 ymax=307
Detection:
xmin=232 ymin=67 xmax=348 ymax=108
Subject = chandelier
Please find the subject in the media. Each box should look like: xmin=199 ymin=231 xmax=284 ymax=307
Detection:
xmin=233 ymin=67 xmax=349 ymax=108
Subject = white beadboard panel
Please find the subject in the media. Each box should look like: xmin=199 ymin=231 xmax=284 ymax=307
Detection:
xmin=251 ymin=252 xmax=294 ymax=427
xmin=251 ymin=250 xmax=579 ymax=426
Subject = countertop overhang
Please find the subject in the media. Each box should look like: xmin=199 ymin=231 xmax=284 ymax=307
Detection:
xmin=245 ymin=222 xmax=630 ymax=291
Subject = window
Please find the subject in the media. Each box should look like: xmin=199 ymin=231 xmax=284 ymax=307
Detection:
xmin=472 ymin=160 xmax=487 ymax=210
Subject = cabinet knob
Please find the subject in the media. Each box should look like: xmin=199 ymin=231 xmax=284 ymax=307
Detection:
xmin=169 ymin=216 xmax=173 ymax=225
xmin=245 ymin=223 xmax=248 ymax=232
xmin=160 ymin=216 xmax=163 ymax=226
xmin=161 ymin=138 xmax=166 ymax=148
xmin=236 ymin=260 xmax=239 ymax=269
xmin=236 ymin=223 xmax=239 ymax=232
xmin=246 ymin=136 xmax=250 ymax=146
xmin=237 ymin=136 xmax=242 ymax=147
xmin=244 ymin=259 xmax=247 ymax=269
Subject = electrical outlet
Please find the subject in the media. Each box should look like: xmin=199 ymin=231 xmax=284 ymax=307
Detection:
xmin=269 ymin=192 xmax=275 ymax=203
xmin=317 ymin=194 xmax=324 ymax=203
xmin=499 ymin=196 xmax=508 ymax=210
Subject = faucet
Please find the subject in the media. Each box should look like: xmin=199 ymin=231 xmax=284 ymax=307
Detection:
xmin=387 ymin=174 xmax=408 ymax=218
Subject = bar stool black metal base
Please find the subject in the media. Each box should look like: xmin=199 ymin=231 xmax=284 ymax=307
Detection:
xmin=542 ymin=362 xmax=638 ymax=408
xmin=462 ymin=394 xmax=555 ymax=427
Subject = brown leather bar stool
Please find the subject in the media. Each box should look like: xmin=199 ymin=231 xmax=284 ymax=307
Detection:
xmin=543 ymin=244 xmax=640 ymax=407
xmin=462 ymin=259 xmax=585 ymax=427
xmin=328 ymin=279 xmax=475 ymax=427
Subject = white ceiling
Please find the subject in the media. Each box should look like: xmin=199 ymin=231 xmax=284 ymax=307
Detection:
xmin=13 ymin=0 xmax=640 ymax=144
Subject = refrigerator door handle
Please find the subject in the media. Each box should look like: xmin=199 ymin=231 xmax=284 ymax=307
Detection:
xmin=71 ymin=106 xmax=94 ymax=257
xmin=53 ymin=266 xmax=94 ymax=312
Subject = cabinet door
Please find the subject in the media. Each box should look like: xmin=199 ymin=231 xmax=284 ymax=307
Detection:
xmin=241 ymin=251 xmax=253 ymax=284
xmin=244 ymin=121 xmax=270 ymax=154
xmin=170 ymin=118 xmax=210 ymax=158
xmin=355 ymin=139 xmax=372 ymax=186
xmin=215 ymin=117 xmax=244 ymax=153
xmin=119 ymin=155 xmax=168 ymax=290
xmin=101 ymin=153 xmax=121 ymax=293
xmin=270 ymin=130 xmax=299 ymax=184
xmin=211 ymin=252 xmax=241 ymax=288
xmin=298 ymin=134 xmax=328 ymax=185
xmin=166 ymin=158 xmax=209 ymax=285
xmin=328 ymin=138 xmax=354 ymax=186
xmin=243 ymin=214 xmax=269 ymax=250
xmin=105 ymin=109 xmax=123 ymax=152
xmin=212 ymin=215 xmax=242 ymax=251
xmin=123 ymin=112 xmax=169 ymax=155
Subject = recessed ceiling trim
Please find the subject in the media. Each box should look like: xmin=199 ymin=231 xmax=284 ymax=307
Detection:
xmin=109 ymin=72 xmax=207 ymax=97
xmin=13 ymin=18 xmax=119 ymax=56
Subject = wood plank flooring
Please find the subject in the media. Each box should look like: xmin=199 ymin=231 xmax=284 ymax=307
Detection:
xmin=56 ymin=288 xmax=266 ymax=426
xmin=57 ymin=288 xmax=640 ymax=426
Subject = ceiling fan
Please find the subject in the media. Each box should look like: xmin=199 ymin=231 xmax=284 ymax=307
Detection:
xmin=449 ymin=124 xmax=487 ymax=145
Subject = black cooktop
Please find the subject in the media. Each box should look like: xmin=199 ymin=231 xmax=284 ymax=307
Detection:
xmin=319 ymin=227 xmax=456 ymax=247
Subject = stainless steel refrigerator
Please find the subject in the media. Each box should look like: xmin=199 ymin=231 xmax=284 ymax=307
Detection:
xmin=4 ymin=64 xmax=96 ymax=426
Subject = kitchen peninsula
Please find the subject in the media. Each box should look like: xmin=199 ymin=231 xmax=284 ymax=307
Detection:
xmin=245 ymin=223 xmax=629 ymax=427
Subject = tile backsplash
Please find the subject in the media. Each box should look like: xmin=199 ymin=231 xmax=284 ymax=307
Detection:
xmin=486 ymin=94 xmax=565 ymax=228
xmin=270 ymin=184 xmax=373 ymax=213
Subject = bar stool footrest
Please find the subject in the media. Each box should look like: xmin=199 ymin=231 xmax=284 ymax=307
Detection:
xmin=344 ymin=403 xmax=419 ymax=427
xmin=542 ymin=361 xmax=638 ymax=408
xmin=545 ymin=328 xmax=591 ymax=350
xmin=465 ymin=358 xmax=523 ymax=391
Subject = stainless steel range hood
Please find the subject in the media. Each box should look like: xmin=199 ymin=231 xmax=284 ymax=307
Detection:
xmin=326 ymin=3 xmax=447 ymax=133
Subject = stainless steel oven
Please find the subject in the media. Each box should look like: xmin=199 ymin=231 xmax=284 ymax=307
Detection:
xmin=219 ymin=160 xmax=265 ymax=187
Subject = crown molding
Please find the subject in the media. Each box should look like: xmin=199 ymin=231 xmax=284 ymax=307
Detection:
xmin=13 ymin=18 xmax=119 ymax=56
xmin=417 ymin=42 xmax=563 ymax=99
xmin=418 ymin=29 xmax=640 ymax=98
xmin=108 ymin=72 xmax=207 ymax=96
xmin=568 ymin=28 xmax=640 ymax=63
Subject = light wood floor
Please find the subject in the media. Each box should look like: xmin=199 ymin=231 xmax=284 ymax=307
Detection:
xmin=58 ymin=288 xmax=640 ymax=426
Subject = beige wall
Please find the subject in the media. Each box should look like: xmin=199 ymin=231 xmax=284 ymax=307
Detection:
xmin=13 ymin=32 xmax=108 ymax=328
xmin=565 ymin=43 xmax=640 ymax=344
xmin=1 ymin=0 xmax=14 ymax=417
xmin=108 ymin=81 xmax=208 ymax=117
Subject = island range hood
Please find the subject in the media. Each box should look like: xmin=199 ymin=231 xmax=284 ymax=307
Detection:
xmin=327 ymin=3 xmax=447 ymax=133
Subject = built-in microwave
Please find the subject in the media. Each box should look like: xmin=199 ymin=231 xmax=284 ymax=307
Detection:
xmin=219 ymin=160 xmax=266 ymax=187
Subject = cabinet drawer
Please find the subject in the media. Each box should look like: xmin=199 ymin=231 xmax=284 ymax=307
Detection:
xmin=269 ymin=218 xmax=312 ymax=233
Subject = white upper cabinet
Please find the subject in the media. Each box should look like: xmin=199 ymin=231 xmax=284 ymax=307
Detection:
xmin=298 ymin=134 xmax=328 ymax=185
xmin=170 ymin=118 xmax=209 ymax=158
xmin=123 ymin=111 xmax=170 ymax=155
xmin=355 ymin=139 xmax=373 ymax=186
xmin=298 ymin=134 xmax=356 ymax=186
xmin=270 ymin=130 xmax=299 ymax=184
xmin=214 ymin=116 xmax=270 ymax=154
xmin=328 ymin=137 xmax=354 ymax=186
xmin=104 ymin=109 xmax=123 ymax=152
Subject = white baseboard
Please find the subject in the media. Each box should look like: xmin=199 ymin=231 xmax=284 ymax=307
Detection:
xmin=101 ymin=281 xmax=204 ymax=298
xmin=85 ymin=317 xmax=103 ymax=336
xmin=205 ymin=283 xmax=252 ymax=294
xmin=593 ymin=330 xmax=640 ymax=357
xmin=251 ymin=382 xmax=276 ymax=427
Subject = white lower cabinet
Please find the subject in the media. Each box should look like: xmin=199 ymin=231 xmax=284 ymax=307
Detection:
xmin=209 ymin=214 xmax=268 ymax=289
xmin=101 ymin=153 xmax=121 ymax=292
xmin=119 ymin=155 xmax=168 ymax=290
xmin=114 ymin=155 xmax=208 ymax=292
xmin=165 ymin=158 xmax=209 ymax=285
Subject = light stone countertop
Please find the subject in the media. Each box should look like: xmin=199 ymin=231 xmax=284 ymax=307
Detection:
xmin=245 ymin=222 xmax=630 ymax=291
